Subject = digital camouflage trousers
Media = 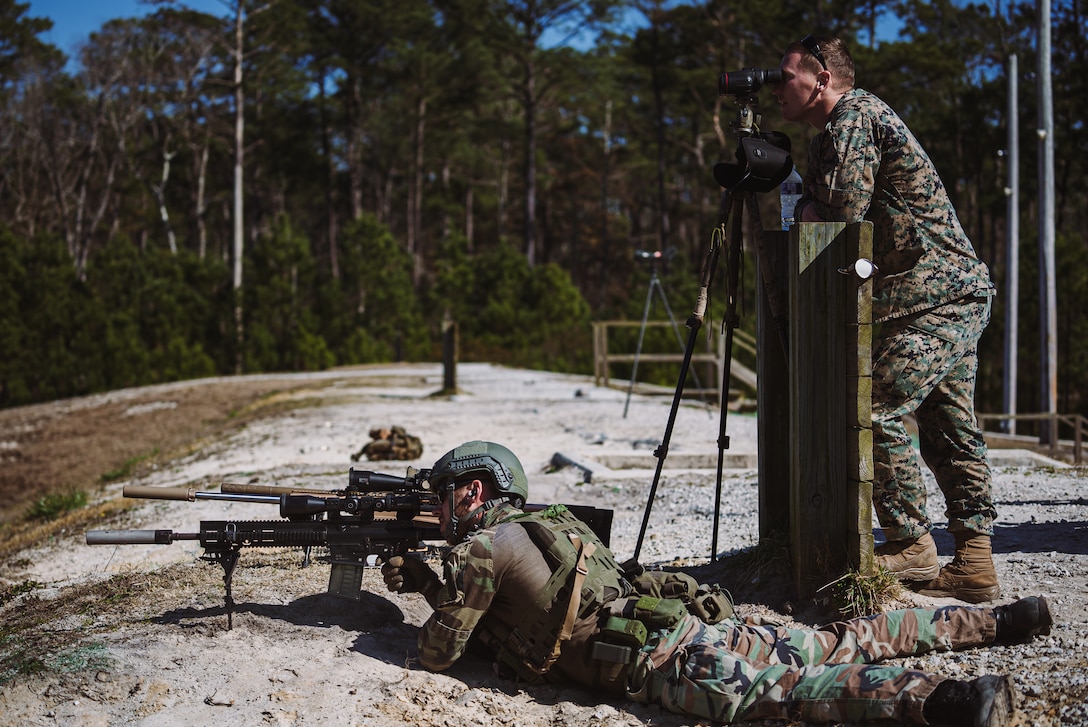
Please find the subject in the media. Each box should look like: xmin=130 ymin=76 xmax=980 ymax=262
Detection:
xmin=871 ymin=295 xmax=995 ymax=542
xmin=626 ymin=605 xmax=996 ymax=724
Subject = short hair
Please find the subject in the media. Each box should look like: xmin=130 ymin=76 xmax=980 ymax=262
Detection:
xmin=786 ymin=34 xmax=855 ymax=89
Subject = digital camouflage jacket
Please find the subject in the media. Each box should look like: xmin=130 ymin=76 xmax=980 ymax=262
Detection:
xmin=801 ymin=88 xmax=994 ymax=323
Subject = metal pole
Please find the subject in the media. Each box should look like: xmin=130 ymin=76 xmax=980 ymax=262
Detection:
xmin=1002 ymin=54 xmax=1019 ymax=435
xmin=1037 ymin=0 xmax=1057 ymax=443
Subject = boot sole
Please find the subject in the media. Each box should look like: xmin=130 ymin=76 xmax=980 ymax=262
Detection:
xmin=978 ymin=674 xmax=1015 ymax=727
xmin=887 ymin=564 xmax=941 ymax=581
xmin=917 ymin=583 xmax=1001 ymax=603
xmin=1034 ymin=595 xmax=1053 ymax=636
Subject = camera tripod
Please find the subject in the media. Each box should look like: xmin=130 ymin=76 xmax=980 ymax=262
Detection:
xmin=623 ymin=250 xmax=711 ymax=419
xmin=626 ymin=93 xmax=792 ymax=568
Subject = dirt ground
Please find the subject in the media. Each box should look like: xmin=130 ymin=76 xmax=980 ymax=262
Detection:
xmin=1 ymin=364 xmax=1086 ymax=726
xmin=0 ymin=376 xmax=311 ymax=532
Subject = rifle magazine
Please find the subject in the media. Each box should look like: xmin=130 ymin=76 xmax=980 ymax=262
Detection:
xmin=328 ymin=562 xmax=365 ymax=601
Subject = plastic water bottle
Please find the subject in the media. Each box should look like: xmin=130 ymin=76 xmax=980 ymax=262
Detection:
xmin=779 ymin=166 xmax=803 ymax=230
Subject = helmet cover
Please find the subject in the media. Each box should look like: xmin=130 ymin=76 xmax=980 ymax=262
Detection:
xmin=429 ymin=440 xmax=528 ymax=507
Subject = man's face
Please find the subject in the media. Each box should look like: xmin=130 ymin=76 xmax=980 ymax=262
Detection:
xmin=434 ymin=479 xmax=479 ymax=542
xmin=773 ymin=51 xmax=822 ymax=125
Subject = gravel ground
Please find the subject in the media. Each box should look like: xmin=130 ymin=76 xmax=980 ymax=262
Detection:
xmin=1 ymin=363 xmax=1086 ymax=726
xmin=589 ymin=467 xmax=1088 ymax=725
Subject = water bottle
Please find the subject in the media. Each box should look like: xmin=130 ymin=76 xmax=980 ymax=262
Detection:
xmin=779 ymin=166 xmax=803 ymax=230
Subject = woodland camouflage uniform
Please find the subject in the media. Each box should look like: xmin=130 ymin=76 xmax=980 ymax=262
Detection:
xmin=416 ymin=502 xmax=1002 ymax=724
xmin=802 ymin=87 xmax=997 ymax=544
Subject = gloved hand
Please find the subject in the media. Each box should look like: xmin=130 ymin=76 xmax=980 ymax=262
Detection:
xmin=382 ymin=555 xmax=440 ymax=599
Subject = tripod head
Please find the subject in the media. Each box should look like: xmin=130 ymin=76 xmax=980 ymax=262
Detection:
xmin=634 ymin=247 xmax=678 ymax=269
xmin=714 ymin=69 xmax=794 ymax=194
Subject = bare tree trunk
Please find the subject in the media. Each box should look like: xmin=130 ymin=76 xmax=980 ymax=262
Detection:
xmin=46 ymin=85 xmax=118 ymax=280
xmin=196 ymin=141 xmax=209 ymax=259
xmin=465 ymin=181 xmax=474 ymax=250
xmin=651 ymin=39 xmax=670 ymax=251
xmin=598 ymin=99 xmax=612 ymax=310
xmin=317 ymin=68 xmax=339 ymax=279
xmin=74 ymin=135 xmax=122 ymax=280
xmin=441 ymin=160 xmax=451 ymax=241
xmin=152 ymin=148 xmax=178 ymax=254
xmin=232 ymin=0 xmax=245 ymax=375
xmin=411 ymin=94 xmax=426 ymax=285
xmin=523 ymin=53 xmax=537 ymax=266
xmin=349 ymin=79 xmax=364 ymax=220
xmin=498 ymin=138 xmax=509 ymax=237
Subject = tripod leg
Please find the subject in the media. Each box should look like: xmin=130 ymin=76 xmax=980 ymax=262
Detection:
xmin=628 ymin=194 xmax=731 ymax=567
xmin=627 ymin=320 xmax=705 ymax=567
xmin=623 ymin=266 xmax=659 ymax=419
xmin=653 ymin=278 xmax=712 ymax=411
xmin=711 ymin=194 xmax=746 ymax=562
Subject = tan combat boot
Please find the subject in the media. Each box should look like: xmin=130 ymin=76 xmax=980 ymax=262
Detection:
xmin=875 ymin=532 xmax=940 ymax=581
xmin=919 ymin=533 xmax=1000 ymax=603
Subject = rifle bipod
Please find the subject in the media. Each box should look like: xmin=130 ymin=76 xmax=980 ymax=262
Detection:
xmin=201 ymin=545 xmax=242 ymax=630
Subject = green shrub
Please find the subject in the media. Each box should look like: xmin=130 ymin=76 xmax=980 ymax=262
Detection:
xmin=26 ymin=489 xmax=88 ymax=521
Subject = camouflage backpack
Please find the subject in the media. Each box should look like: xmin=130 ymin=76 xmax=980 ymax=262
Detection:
xmin=351 ymin=425 xmax=423 ymax=462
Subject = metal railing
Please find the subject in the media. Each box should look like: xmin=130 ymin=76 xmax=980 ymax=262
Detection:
xmin=977 ymin=412 xmax=1086 ymax=464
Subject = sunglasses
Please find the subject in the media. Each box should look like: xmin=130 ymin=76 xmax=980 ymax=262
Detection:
xmin=801 ymin=35 xmax=828 ymax=72
xmin=435 ymin=478 xmax=471 ymax=504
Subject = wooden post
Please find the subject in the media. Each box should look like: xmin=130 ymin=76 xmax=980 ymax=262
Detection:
xmin=757 ymin=230 xmax=791 ymax=538
xmin=787 ymin=221 xmax=874 ymax=596
xmin=442 ymin=313 xmax=458 ymax=393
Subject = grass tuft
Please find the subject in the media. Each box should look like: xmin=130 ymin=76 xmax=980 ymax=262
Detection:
xmin=26 ymin=489 xmax=88 ymax=521
xmin=0 ymin=580 xmax=43 ymax=608
xmin=100 ymin=449 xmax=159 ymax=483
xmin=823 ymin=567 xmax=903 ymax=619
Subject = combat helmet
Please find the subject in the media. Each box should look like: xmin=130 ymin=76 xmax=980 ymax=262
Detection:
xmin=429 ymin=440 xmax=528 ymax=507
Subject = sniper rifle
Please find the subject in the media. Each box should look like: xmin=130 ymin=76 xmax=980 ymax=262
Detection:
xmin=86 ymin=468 xmax=614 ymax=629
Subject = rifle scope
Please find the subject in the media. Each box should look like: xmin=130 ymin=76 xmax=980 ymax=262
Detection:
xmin=347 ymin=467 xmax=431 ymax=492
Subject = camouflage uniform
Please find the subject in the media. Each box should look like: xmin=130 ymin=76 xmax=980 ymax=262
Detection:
xmin=801 ymin=88 xmax=997 ymax=541
xmin=416 ymin=503 xmax=999 ymax=724
xmin=628 ymin=607 xmax=994 ymax=723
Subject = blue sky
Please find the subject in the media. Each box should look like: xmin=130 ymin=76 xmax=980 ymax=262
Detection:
xmin=26 ymin=0 xmax=676 ymax=57
xmin=28 ymin=0 xmax=228 ymax=56
xmin=27 ymin=0 xmax=901 ymax=61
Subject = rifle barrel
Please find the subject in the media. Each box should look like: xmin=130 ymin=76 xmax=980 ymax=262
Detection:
xmin=123 ymin=485 xmax=279 ymax=504
xmin=86 ymin=529 xmax=200 ymax=545
xmin=222 ymin=483 xmax=338 ymax=497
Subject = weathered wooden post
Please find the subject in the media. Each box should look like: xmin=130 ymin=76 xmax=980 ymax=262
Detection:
xmin=757 ymin=230 xmax=791 ymax=538
xmin=787 ymin=221 xmax=874 ymax=596
xmin=442 ymin=312 xmax=458 ymax=394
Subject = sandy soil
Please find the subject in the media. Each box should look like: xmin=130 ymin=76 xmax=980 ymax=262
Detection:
xmin=1 ymin=363 xmax=1085 ymax=726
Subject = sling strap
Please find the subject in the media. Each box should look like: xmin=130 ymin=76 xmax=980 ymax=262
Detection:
xmin=535 ymin=533 xmax=597 ymax=674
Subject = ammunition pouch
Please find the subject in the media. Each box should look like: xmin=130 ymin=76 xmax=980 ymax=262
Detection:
xmin=626 ymin=567 xmax=734 ymax=625
xmin=609 ymin=594 xmax=688 ymax=630
xmin=589 ymin=593 xmax=691 ymax=692
xmin=689 ymin=583 xmax=734 ymax=624
xmin=591 ymin=613 xmax=648 ymax=690
xmin=592 ymin=614 xmax=647 ymax=663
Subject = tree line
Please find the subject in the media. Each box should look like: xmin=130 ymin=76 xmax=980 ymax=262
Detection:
xmin=1 ymin=0 xmax=1085 ymax=428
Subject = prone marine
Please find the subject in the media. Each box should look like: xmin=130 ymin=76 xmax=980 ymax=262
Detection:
xmin=382 ymin=441 xmax=1052 ymax=726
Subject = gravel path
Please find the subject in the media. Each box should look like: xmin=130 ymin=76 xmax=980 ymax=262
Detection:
xmin=1 ymin=363 xmax=1085 ymax=725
